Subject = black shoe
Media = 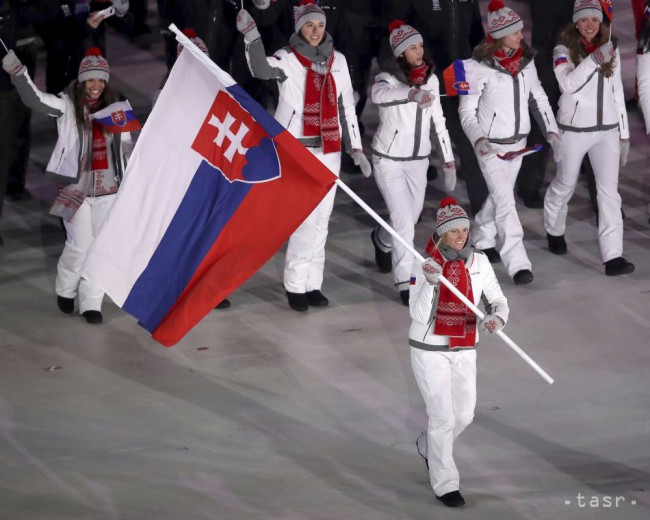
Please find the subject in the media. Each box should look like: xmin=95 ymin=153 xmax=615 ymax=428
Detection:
xmin=215 ymin=298 xmax=231 ymax=309
xmin=426 ymin=164 xmax=438 ymax=181
xmin=57 ymin=296 xmax=75 ymax=315
xmin=371 ymin=228 xmax=392 ymax=273
xmin=82 ymin=310 xmax=103 ymax=324
xmin=547 ymin=233 xmax=567 ymax=255
xmin=513 ymin=269 xmax=534 ymax=285
xmin=286 ymin=291 xmax=309 ymax=312
xmin=400 ymin=289 xmax=410 ymax=306
xmin=518 ymin=191 xmax=544 ymax=209
xmin=436 ymin=490 xmax=465 ymax=508
xmin=306 ymin=290 xmax=329 ymax=307
xmin=481 ymin=247 xmax=501 ymax=264
xmin=604 ymin=257 xmax=635 ymax=276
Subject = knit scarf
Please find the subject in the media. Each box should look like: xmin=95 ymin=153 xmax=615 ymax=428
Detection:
xmin=579 ymin=36 xmax=597 ymax=55
xmin=290 ymin=34 xmax=340 ymax=154
xmin=494 ymin=46 xmax=523 ymax=76
xmin=408 ymin=63 xmax=429 ymax=86
xmin=425 ymin=237 xmax=477 ymax=348
xmin=87 ymin=99 xmax=108 ymax=171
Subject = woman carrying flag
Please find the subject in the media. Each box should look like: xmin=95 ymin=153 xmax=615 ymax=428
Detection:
xmin=236 ymin=0 xmax=371 ymax=312
xmin=409 ymin=198 xmax=508 ymax=507
xmin=370 ymin=20 xmax=455 ymax=306
xmin=544 ymin=0 xmax=634 ymax=276
xmin=458 ymin=0 xmax=561 ymax=285
xmin=2 ymin=47 xmax=134 ymax=323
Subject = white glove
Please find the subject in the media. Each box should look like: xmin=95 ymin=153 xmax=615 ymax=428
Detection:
xmin=408 ymin=88 xmax=433 ymax=109
xmin=252 ymin=0 xmax=271 ymax=9
xmin=2 ymin=50 xmax=25 ymax=76
xmin=547 ymin=132 xmax=563 ymax=163
xmin=620 ymin=140 xmax=630 ymax=167
xmin=350 ymin=149 xmax=372 ymax=178
xmin=591 ymin=41 xmax=616 ymax=65
xmin=480 ymin=314 xmax=504 ymax=334
xmin=443 ymin=162 xmax=457 ymax=192
xmin=422 ymin=258 xmax=442 ymax=286
xmin=474 ymin=138 xmax=496 ymax=157
xmin=236 ymin=9 xmax=260 ymax=41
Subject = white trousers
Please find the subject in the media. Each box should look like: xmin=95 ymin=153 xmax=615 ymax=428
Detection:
xmin=55 ymin=194 xmax=116 ymax=313
xmin=283 ymin=149 xmax=340 ymax=293
xmin=410 ymin=347 xmax=477 ymax=496
xmin=473 ymin=140 xmax=531 ymax=277
xmin=544 ymin=129 xmax=623 ymax=262
xmin=373 ymin=156 xmax=428 ymax=289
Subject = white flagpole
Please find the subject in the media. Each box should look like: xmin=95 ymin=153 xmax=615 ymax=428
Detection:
xmin=168 ymin=24 xmax=554 ymax=385
xmin=335 ymin=179 xmax=554 ymax=385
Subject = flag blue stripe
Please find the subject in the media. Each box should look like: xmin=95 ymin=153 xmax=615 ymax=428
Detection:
xmin=123 ymin=160 xmax=252 ymax=332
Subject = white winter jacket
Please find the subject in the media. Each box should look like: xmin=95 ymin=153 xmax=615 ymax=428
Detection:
xmin=245 ymin=38 xmax=362 ymax=152
xmin=371 ymin=71 xmax=454 ymax=163
xmin=459 ymin=54 xmax=558 ymax=147
xmin=553 ymin=45 xmax=629 ymax=139
xmin=11 ymin=69 xmax=131 ymax=184
xmin=408 ymin=250 xmax=509 ymax=350
xmin=637 ymin=49 xmax=650 ymax=135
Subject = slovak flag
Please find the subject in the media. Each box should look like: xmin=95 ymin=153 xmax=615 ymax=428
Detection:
xmin=497 ymin=144 xmax=543 ymax=161
xmin=82 ymin=34 xmax=337 ymax=347
xmin=89 ymin=100 xmax=142 ymax=133
xmin=442 ymin=60 xmax=479 ymax=97
xmin=599 ymin=0 xmax=613 ymax=23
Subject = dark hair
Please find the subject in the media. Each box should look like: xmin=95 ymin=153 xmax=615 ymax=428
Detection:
xmin=559 ymin=21 xmax=618 ymax=78
xmin=474 ymin=36 xmax=534 ymax=65
xmin=72 ymin=79 xmax=117 ymax=126
xmin=639 ymin=2 xmax=650 ymax=52
xmin=396 ymin=49 xmax=435 ymax=86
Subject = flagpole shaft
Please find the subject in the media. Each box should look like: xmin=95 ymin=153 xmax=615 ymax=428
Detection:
xmin=334 ymin=178 xmax=554 ymax=385
xmin=0 ymin=37 xmax=8 ymax=54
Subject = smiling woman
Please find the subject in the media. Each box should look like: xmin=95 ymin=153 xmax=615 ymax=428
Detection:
xmin=236 ymin=0 xmax=371 ymax=312
xmin=2 ymin=46 xmax=134 ymax=324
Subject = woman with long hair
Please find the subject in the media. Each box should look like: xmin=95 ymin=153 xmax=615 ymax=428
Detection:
xmin=236 ymin=0 xmax=370 ymax=312
xmin=409 ymin=198 xmax=508 ymax=508
xmin=459 ymin=0 xmax=561 ymax=285
xmin=370 ymin=20 xmax=456 ymax=306
xmin=2 ymin=47 xmax=133 ymax=323
xmin=544 ymin=0 xmax=634 ymax=276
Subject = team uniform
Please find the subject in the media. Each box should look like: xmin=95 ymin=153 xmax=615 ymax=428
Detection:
xmin=371 ymin=69 xmax=453 ymax=292
xmin=544 ymin=43 xmax=629 ymax=264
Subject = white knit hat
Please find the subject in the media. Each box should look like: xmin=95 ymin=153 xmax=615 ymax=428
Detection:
xmin=177 ymin=28 xmax=209 ymax=56
xmin=294 ymin=0 xmax=326 ymax=34
xmin=572 ymin=0 xmax=604 ymax=23
xmin=388 ymin=20 xmax=423 ymax=58
xmin=78 ymin=47 xmax=110 ymax=83
xmin=436 ymin=198 xmax=470 ymax=237
xmin=486 ymin=0 xmax=524 ymax=39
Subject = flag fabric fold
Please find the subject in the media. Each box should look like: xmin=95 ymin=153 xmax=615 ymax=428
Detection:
xmin=442 ymin=59 xmax=479 ymax=97
xmin=82 ymin=48 xmax=337 ymax=347
xmin=89 ymin=100 xmax=142 ymax=133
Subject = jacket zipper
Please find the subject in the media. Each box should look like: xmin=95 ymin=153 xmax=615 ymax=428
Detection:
xmin=287 ymin=110 xmax=295 ymax=129
xmin=620 ymin=114 xmax=626 ymax=130
xmin=570 ymin=101 xmax=579 ymax=124
xmin=386 ymin=129 xmax=398 ymax=154
xmin=487 ymin=113 xmax=497 ymax=137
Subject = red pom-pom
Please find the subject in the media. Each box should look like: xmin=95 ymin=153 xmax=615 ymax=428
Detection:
xmin=488 ymin=0 xmax=505 ymax=12
xmin=389 ymin=19 xmax=405 ymax=34
xmin=85 ymin=47 xmax=102 ymax=57
xmin=440 ymin=197 xmax=458 ymax=208
xmin=182 ymin=28 xmax=198 ymax=39
xmin=300 ymin=0 xmax=317 ymax=6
